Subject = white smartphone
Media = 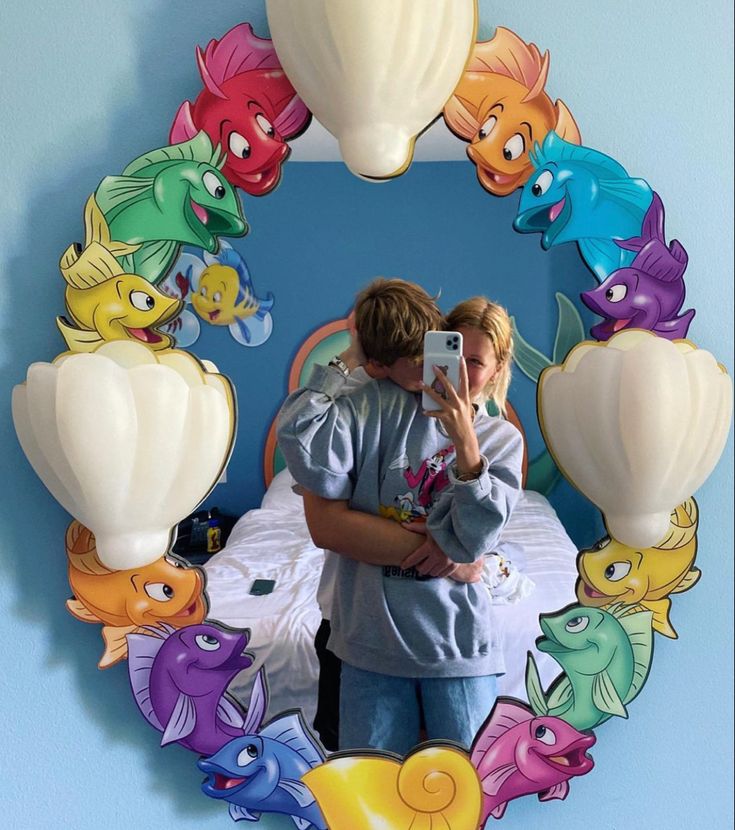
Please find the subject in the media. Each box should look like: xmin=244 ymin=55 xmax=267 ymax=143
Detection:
xmin=422 ymin=330 xmax=463 ymax=411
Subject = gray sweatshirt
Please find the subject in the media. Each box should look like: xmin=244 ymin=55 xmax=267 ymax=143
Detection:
xmin=277 ymin=364 xmax=523 ymax=678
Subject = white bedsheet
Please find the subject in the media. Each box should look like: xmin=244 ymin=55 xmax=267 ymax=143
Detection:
xmin=204 ymin=471 xmax=579 ymax=726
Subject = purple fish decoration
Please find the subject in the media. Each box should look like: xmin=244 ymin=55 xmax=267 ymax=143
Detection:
xmin=470 ymin=698 xmax=595 ymax=822
xmin=127 ymin=621 xmax=254 ymax=755
xmin=581 ymin=193 xmax=695 ymax=340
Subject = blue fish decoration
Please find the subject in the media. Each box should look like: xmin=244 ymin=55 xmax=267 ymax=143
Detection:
xmin=513 ymin=131 xmax=653 ymax=281
xmin=198 ymin=671 xmax=327 ymax=828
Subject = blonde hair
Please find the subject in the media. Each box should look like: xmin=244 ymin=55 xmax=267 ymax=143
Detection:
xmin=445 ymin=297 xmax=513 ymax=414
xmin=355 ymin=277 xmax=443 ymax=366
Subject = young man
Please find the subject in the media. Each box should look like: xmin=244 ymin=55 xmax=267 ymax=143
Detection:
xmin=278 ymin=278 xmax=523 ymax=754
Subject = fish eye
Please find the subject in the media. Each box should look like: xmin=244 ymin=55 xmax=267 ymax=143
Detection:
xmin=229 ymin=131 xmax=251 ymax=159
xmin=203 ymin=170 xmax=226 ymax=199
xmin=478 ymin=115 xmax=497 ymax=140
xmin=531 ymin=169 xmax=553 ymax=197
xmin=195 ymin=633 xmax=221 ymax=651
xmin=256 ymin=113 xmax=275 ymax=137
xmin=129 ymin=290 xmax=155 ymax=311
xmin=565 ymin=616 xmax=590 ymax=633
xmin=604 ymin=561 xmax=632 ymax=581
xmin=236 ymin=743 xmax=260 ymax=767
xmin=164 ymin=554 xmax=183 ymax=568
xmin=213 ymin=291 xmax=222 ymax=303
xmin=200 ymin=286 xmax=208 ymax=297
xmin=503 ymin=133 xmax=525 ymax=161
xmin=606 ymin=284 xmax=628 ymax=302
xmin=534 ymin=724 xmax=557 ymax=745
xmin=145 ymin=582 xmax=174 ymax=601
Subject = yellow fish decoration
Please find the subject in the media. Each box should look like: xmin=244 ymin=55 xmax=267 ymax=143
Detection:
xmin=576 ymin=498 xmax=700 ymax=638
xmin=303 ymin=745 xmax=482 ymax=830
xmin=56 ymin=196 xmax=183 ymax=352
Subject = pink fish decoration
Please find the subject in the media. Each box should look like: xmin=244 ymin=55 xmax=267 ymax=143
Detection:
xmin=470 ymin=699 xmax=595 ymax=822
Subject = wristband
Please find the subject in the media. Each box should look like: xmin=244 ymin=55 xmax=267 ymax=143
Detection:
xmin=455 ymin=466 xmax=481 ymax=482
xmin=328 ymin=355 xmax=350 ymax=377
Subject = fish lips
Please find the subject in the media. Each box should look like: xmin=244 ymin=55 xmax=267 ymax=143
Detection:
xmin=185 ymin=195 xmax=248 ymax=251
xmin=532 ymin=734 xmax=596 ymax=775
xmin=514 ymin=195 xmax=571 ymax=249
xmin=198 ymin=759 xmax=260 ymax=798
xmin=581 ymin=290 xmax=640 ymax=340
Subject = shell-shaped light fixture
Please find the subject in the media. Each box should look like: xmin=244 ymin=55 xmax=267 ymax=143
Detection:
xmin=266 ymin=0 xmax=477 ymax=179
xmin=539 ymin=330 xmax=732 ymax=548
xmin=12 ymin=342 xmax=236 ymax=570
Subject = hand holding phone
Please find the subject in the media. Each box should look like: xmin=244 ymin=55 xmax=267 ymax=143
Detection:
xmin=422 ymin=331 xmax=463 ymax=411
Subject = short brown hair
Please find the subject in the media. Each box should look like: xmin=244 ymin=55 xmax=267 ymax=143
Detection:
xmin=354 ymin=277 xmax=442 ymax=366
xmin=446 ymin=297 xmax=513 ymax=414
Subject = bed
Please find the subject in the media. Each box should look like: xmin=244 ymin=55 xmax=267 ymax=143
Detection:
xmin=203 ymin=466 xmax=579 ymax=727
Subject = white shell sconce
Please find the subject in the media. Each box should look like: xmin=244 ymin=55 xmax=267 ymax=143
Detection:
xmin=12 ymin=341 xmax=236 ymax=571
xmin=266 ymin=0 xmax=477 ymax=179
xmin=538 ymin=330 xmax=732 ymax=549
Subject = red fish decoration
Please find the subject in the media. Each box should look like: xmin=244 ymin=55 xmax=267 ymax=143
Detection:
xmin=170 ymin=23 xmax=311 ymax=196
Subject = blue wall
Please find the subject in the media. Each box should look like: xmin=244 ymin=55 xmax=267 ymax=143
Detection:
xmin=0 ymin=1 xmax=732 ymax=828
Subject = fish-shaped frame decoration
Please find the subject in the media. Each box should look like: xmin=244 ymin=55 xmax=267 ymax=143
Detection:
xmin=198 ymin=669 xmax=327 ymax=828
xmin=513 ymin=131 xmax=653 ymax=281
xmin=443 ymin=27 xmax=581 ymax=197
xmin=65 ymin=521 xmax=207 ymax=668
xmin=56 ymin=196 xmax=183 ymax=352
xmin=582 ymin=192 xmax=695 ymax=340
xmin=95 ymin=131 xmax=248 ymax=284
xmin=525 ymin=603 xmax=654 ymax=731
xmin=470 ymin=698 xmax=595 ymax=822
xmin=576 ymin=499 xmax=700 ymax=638
xmin=127 ymin=621 xmax=255 ymax=756
xmin=170 ymin=22 xmax=311 ymax=196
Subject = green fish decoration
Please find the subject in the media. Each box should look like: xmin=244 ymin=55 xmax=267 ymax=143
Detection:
xmin=95 ymin=132 xmax=248 ymax=283
xmin=525 ymin=604 xmax=654 ymax=731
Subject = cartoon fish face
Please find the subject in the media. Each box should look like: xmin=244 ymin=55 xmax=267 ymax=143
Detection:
xmin=514 ymin=162 xmax=575 ymax=249
xmin=582 ymin=270 xmax=646 ymax=339
xmin=67 ymin=522 xmax=206 ymax=628
xmin=516 ymin=716 xmax=595 ymax=781
xmin=199 ymin=735 xmax=282 ymax=803
xmin=164 ymin=623 xmax=253 ymax=691
xmin=537 ymin=606 xmax=618 ymax=673
xmin=169 ymin=163 xmax=248 ymax=252
xmin=191 ymin=264 xmax=241 ymax=324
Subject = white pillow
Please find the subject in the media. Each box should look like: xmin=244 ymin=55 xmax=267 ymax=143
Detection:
xmin=260 ymin=467 xmax=303 ymax=512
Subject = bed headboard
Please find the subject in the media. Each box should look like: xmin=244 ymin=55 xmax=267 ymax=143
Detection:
xmin=263 ymin=318 xmax=529 ymax=488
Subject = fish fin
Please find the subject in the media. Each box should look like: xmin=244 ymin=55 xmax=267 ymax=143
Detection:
xmin=133 ymin=239 xmax=179 ymax=284
xmin=616 ymin=608 xmax=654 ymax=704
xmin=96 ymin=175 xmax=154 ymax=215
xmin=56 ymin=317 xmax=103 ymax=352
xmin=592 ymin=669 xmax=627 ymax=719
xmin=126 ymin=630 xmax=167 ymax=732
xmin=228 ymin=803 xmax=259 ymax=822
xmin=99 ymin=625 xmax=136 ymax=668
xmin=546 ymin=677 xmax=574 ymax=715
xmin=83 ymin=194 xmax=139 ymax=256
xmin=552 ymin=292 xmax=585 ymax=365
xmin=65 ymin=598 xmax=101 ymax=623
xmin=643 ymin=599 xmax=677 ymax=638
xmin=525 ymin=652 xmax=549 ymax=715
xmin=577 ymin=237 xmax=624 ymax=282
xmin=169 ymin=100 xmax=198 ymax=144
xmin=161 ymin=692 xmax=197 ymax=746
xmin=471 ymin=700 xmax=533 ymax=768
xmin=123 ymin=132 xmax=215 ymax=176
xmin=671 ymin=567 xmax=701 ymax=594
xmin=59 ymin=240 xmax=124 ymax=288
xmin=481 ymin=762 xmax=517 ymax=797
xmin=290 ymin=817 xmax=311 ymax=830
xmin=598 ymin=177 xmax=653 ymax=217
xmin=261 ymin=713 xmax=325 ymax=767
xmin=539 ymin=780 xmax=570 ymax=802
xmin=510 ymin=316 xmax=551 ymax=382
xmin=490 ymin=802 xmax=508 ymax=819
xmin=242 ymin=668 xmax=268 ymax=735
xmin=277 ymin=778 xmax=316 ymax=808
xmin=216 ymin=694 xmax=245 ymax=729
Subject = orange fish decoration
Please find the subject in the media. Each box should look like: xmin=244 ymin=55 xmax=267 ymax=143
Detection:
xmin=65 ymin=521 xmax=207 ymax=668
xmin=443 ymin=27 xmax=581 ymax=196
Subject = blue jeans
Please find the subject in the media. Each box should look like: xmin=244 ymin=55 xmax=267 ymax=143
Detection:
xmin=339 ymin=663 xmax=498 ymax=756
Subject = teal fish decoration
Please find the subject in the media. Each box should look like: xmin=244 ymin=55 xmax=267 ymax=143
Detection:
xmin=525 ymin=604 xmax=654 ymax=731
xmin=96 ymin=132 xmax=248 ymax=283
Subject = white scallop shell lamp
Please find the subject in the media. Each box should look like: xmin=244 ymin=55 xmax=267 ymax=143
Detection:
xmin=12 ymin=342 xmax=236 ymax=570
xmin=538 ymin=330 xmax=732 ymax=548
xmin=266 ymin=0 xmax=477 ymax=179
